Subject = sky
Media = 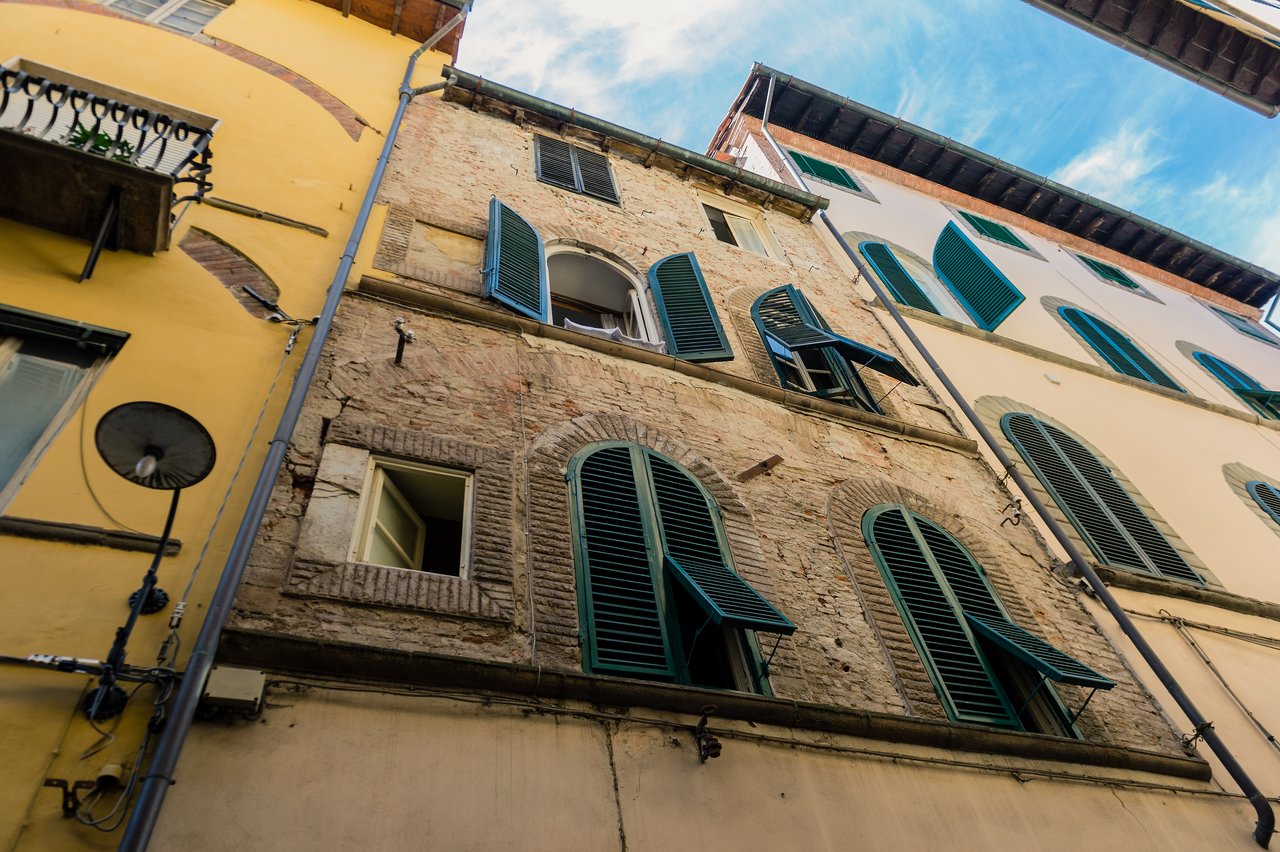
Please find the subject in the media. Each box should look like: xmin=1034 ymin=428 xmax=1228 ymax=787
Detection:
xmin=454 ymin=0 xmax=1280 ymax=295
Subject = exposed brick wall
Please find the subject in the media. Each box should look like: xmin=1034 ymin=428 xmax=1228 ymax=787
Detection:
xmin=179 ymin=227 xmax=279 ymax=317
xmin=227 ymin=94 xmax=1191 ymax=758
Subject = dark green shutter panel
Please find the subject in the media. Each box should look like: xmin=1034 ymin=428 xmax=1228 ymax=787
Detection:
xmin=868 ymin=508 xmax=1019 ymax=727
xmin=576 ymin=446 xmax=675 ymax=678
xmin=859 ymin=242 xmax=938 ymax=314
xmin=647 ymin=253 xmax=733 ymax=362
xmin=483 ymin=197 xmax=548 ymax=322
xmin=1079 ymin=256 xmax=1138 ymax=288
xmin=756 ymin=286 xmax=918 ymax=385
xmin=534 ymin=136 xmax=577 ymax=192
xmin=647 ymin=454 xmax=794 ymax=634
xmin=1004 ymin=414 xmax=1203 ymax=585
xmin=1212 ymin=305 xmax=1278 ymax=344
xmin=1248 ymin=481 xmax=1280 ymax=526
xmin=575 ymin=148 xmax=619 ymax=203
xmin=965 ymin=616 xmax=1114 ymax=688
xmin=788 ymin=150 xmax=859 ymax=191
xmin=1194 ymin=353 xmax=1280 ymax=420
xmin=1059 ymin=308 xmax=1182 ymax=391
xmin=958 ymin=211 xmax=1029 ymax=250
xmin=932 ymin=223 xmax=1024 ymax=330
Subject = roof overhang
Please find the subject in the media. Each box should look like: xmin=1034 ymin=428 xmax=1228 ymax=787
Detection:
xmin=712 ymin=64 xmax=1279 ymax=308
xmin=303 ymin=0 xmax=466 ymax=59
xmin=1020 ymin=0 xmax=1280 ymax=117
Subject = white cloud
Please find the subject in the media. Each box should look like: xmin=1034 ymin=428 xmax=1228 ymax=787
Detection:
xmin=456 ymin=0 xmax=759 ymax=118
xmin=1053 ymin=123 xmax=1170 ymax=209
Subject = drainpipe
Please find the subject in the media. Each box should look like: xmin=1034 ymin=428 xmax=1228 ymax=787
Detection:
xmin=756 ymin=73 xmax=1276 ymax=848
xmin=117 ymin=7 xmax=469 ymax=850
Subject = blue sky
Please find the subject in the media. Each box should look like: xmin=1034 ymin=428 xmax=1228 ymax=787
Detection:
xmin=455 ymin=0 xmax=1280 ymax=281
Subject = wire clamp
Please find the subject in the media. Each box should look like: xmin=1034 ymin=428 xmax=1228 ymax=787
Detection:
xmin=43 ymin=778 xmax=97 ymax=819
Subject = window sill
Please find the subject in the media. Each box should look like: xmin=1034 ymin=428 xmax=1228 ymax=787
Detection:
xmin=1093 ymin=565 xmax=1280 ymax=621
xmin=0 ymin=515 xmax=180 ymax=555
xmin=217 ymin=625 xmax=1212 ymax=784
xmin=358 ymin=275 xmax=978 ymax=456
xmin=285 ymin=558 xmax=508 ymax=622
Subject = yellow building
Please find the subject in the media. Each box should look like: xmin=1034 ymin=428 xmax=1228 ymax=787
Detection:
xmin=0 ymin=0 xmax=465 ymax=847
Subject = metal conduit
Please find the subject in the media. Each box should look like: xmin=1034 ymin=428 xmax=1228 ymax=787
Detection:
xmin=756 ymin=72 xmax=1275 ymax=848
xmin=116 ymin=7 xmax=470 ymax=849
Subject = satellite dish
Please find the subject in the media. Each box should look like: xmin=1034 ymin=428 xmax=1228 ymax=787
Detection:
xmin=95 ymin=402 xmax=216 ymax=490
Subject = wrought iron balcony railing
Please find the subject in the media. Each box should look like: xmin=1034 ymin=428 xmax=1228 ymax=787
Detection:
xmin=0 ymin=60 xmax=218 ymax=279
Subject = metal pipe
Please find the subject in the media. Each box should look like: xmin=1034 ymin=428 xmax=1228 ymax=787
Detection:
xmin=116 ymin=7 xmax=469 ymax=848
xmin=757 ymin=77 xmax=1275 ymax=848
xmin=1018 ymin=0 xmax=1279 ymax=119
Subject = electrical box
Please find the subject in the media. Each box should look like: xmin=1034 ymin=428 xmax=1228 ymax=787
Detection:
xmin=200 ymin=666 xmax=266 ymax=714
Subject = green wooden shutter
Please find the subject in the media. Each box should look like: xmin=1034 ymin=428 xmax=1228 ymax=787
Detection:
xmin=914 ymin=517 xmax=1112 ymax=689
xmin=1194 ymin=352 xmax=1280 ymax=420
xmin=534 ymin=136 xmax=577 ymax=192
xmin=1078 ymin=256 xmax=1138 ymax=289
xmin=1004 ymin=413 xmax=1203 ymax=585
xmin=957 ymin=211 xmax=1029 ymax=250
xmin=787 ymin=150 xmax=859 ymax=191
xmin=574 ymin=446 xmax=676 ymax=679
xmin=1059 ymin=308 xmax=1182 ymax=391
xmin=1248 ymin=481 xmax=1280 ymax=526
xmin=859 ymin=242 xmax=939 ymax=314
xmin=575 ymin=148 xmax=619 ymax=203
xmin=647 ymin=453 xmax=794 ymax=634
xmin=932 ymin=223 xmax=1024 ymax=330
xmin=867 ymin=507 xmax=1019 ymax=727
xmin=1210 ymin=305 xmax=1278 ymax=345
xmin=647 ymin=253 xmax=733 ymax=362
xmin=483 ymin=197 xmax=549 ymax=322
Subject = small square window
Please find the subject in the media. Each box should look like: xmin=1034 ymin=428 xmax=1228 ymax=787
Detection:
xmin=102 ymin=0 xmax=228 ymax=34
xmin=1077 ymin=255 xmax=1138 ymax=289
xmin=353 ymin=459 xmax=472 ymax=577
xmin=1205 ymin=303 xmax=1279 ymax=347
xmin=956 ymin=210 xmax=1032 ymax=253
xmin=702 ymin=203 xmax=770 ymax=257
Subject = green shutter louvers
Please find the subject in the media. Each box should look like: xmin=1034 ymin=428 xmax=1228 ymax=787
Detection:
xmin=1078 ymin=256 xmax=1139 ymax=289
xmin=932 ymin=223 xmax=1024 ymax=330
xmin=535 ymin=135 xmax=619 ymax=203
xmin=1003 ymin=413 xmax=1203 ymax=585
xmin=787 ymin=149 xmax=860 ymax=191
xmin=647 ymin=253 xmax=733 ymax=362
xmin=1193 ymin=352 xmax=1280 ymax=420
xmin=755 ymin=286 xmax=918 ymax=386
xmin=957 ymin=211 xmax=1030 ymax=250
xmin=859 ymin=242 xmax=939 ymax=314
xmin=484 ymin=197 xmax=549 ymax=322
xmin=575 ymin=445 xmax=675 ymax=679
xmin=965 ymin=615 xmax=1114 ymax=689
xmin=1059 ymin=308 xmax=1182 ymax=391
xmin=1247 ymin=481 xmax=1280 ymax=527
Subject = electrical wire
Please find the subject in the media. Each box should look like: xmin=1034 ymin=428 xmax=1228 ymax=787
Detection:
xmin=262 ymin=676 xmax=1276 ymax=803
xmin=77 ymin=382 xmax=143 ymax=534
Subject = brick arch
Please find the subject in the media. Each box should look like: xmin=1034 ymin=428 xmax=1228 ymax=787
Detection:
xmin=180 ymin=227 xmax=280 ymax=318
xmin=524 ymin=411 xmax=776 ymax=671
xmin=825 ymin=473 xmax=1112 ymax=737
xmin=725 ymin=283 xmax=778 ymax=385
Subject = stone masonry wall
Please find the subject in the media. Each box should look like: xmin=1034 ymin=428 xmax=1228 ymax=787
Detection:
xmin=228 ymin=94 xmax=1187 ymax=757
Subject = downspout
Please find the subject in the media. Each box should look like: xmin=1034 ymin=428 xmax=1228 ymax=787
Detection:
xmin=117 ymin=6 xmax=469 ymax=850
xmin=757 ymin=73 xmax=1275 ymax=848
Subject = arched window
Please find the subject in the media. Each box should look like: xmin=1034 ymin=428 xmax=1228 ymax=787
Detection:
xmin=1192 ymin=351 xmax=1280 ymax=421
xmin=1002 ymin=413 xmax=1203 ymax=585
xmin=1248 ymin=481 xmax=1280 ymax=528
xmin=547 ymin=250 xmax=660 ymax=349
xmin=751 ymin=285 xmax=918 ymax=414
xmin=858 ymin=241 xmax=967 ymax=323
xmin=483 ymin=198 xmax=733 ymax=361
xmin=568 ymin=443 xmax=793 ymax=692
xmin=864 ymin=505 xmax=1111 ymax=733
xmin=1058 ymin=307 xmax=1183 ymax=391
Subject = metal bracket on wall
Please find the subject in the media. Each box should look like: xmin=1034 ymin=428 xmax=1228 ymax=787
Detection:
xmin=43 ymin=778 xmax=98 ymax=818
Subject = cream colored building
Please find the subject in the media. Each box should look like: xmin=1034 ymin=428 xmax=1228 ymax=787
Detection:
xmin=146 ymin=68 xmax=1275 ymax=850
xmin=710 ymin=63 xmax=1280 ymax=846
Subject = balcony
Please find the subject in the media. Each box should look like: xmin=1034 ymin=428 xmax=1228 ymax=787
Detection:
xmin=0 ymin=58 xmax=217 ymax=279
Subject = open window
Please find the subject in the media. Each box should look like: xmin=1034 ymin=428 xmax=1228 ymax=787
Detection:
xmin=569 ymin=443 xmax=794 ymax=692
xmin=352 ymin=458 xmax=472 ymax=577
xmin=547 ymin=251 xmax=663 ymax=352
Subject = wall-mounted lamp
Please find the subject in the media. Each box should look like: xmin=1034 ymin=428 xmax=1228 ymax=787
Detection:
xmin=86 ymin=402 xmax=215 ymax=720
xmin=694 ymin=704 xmax=722 ymax=763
